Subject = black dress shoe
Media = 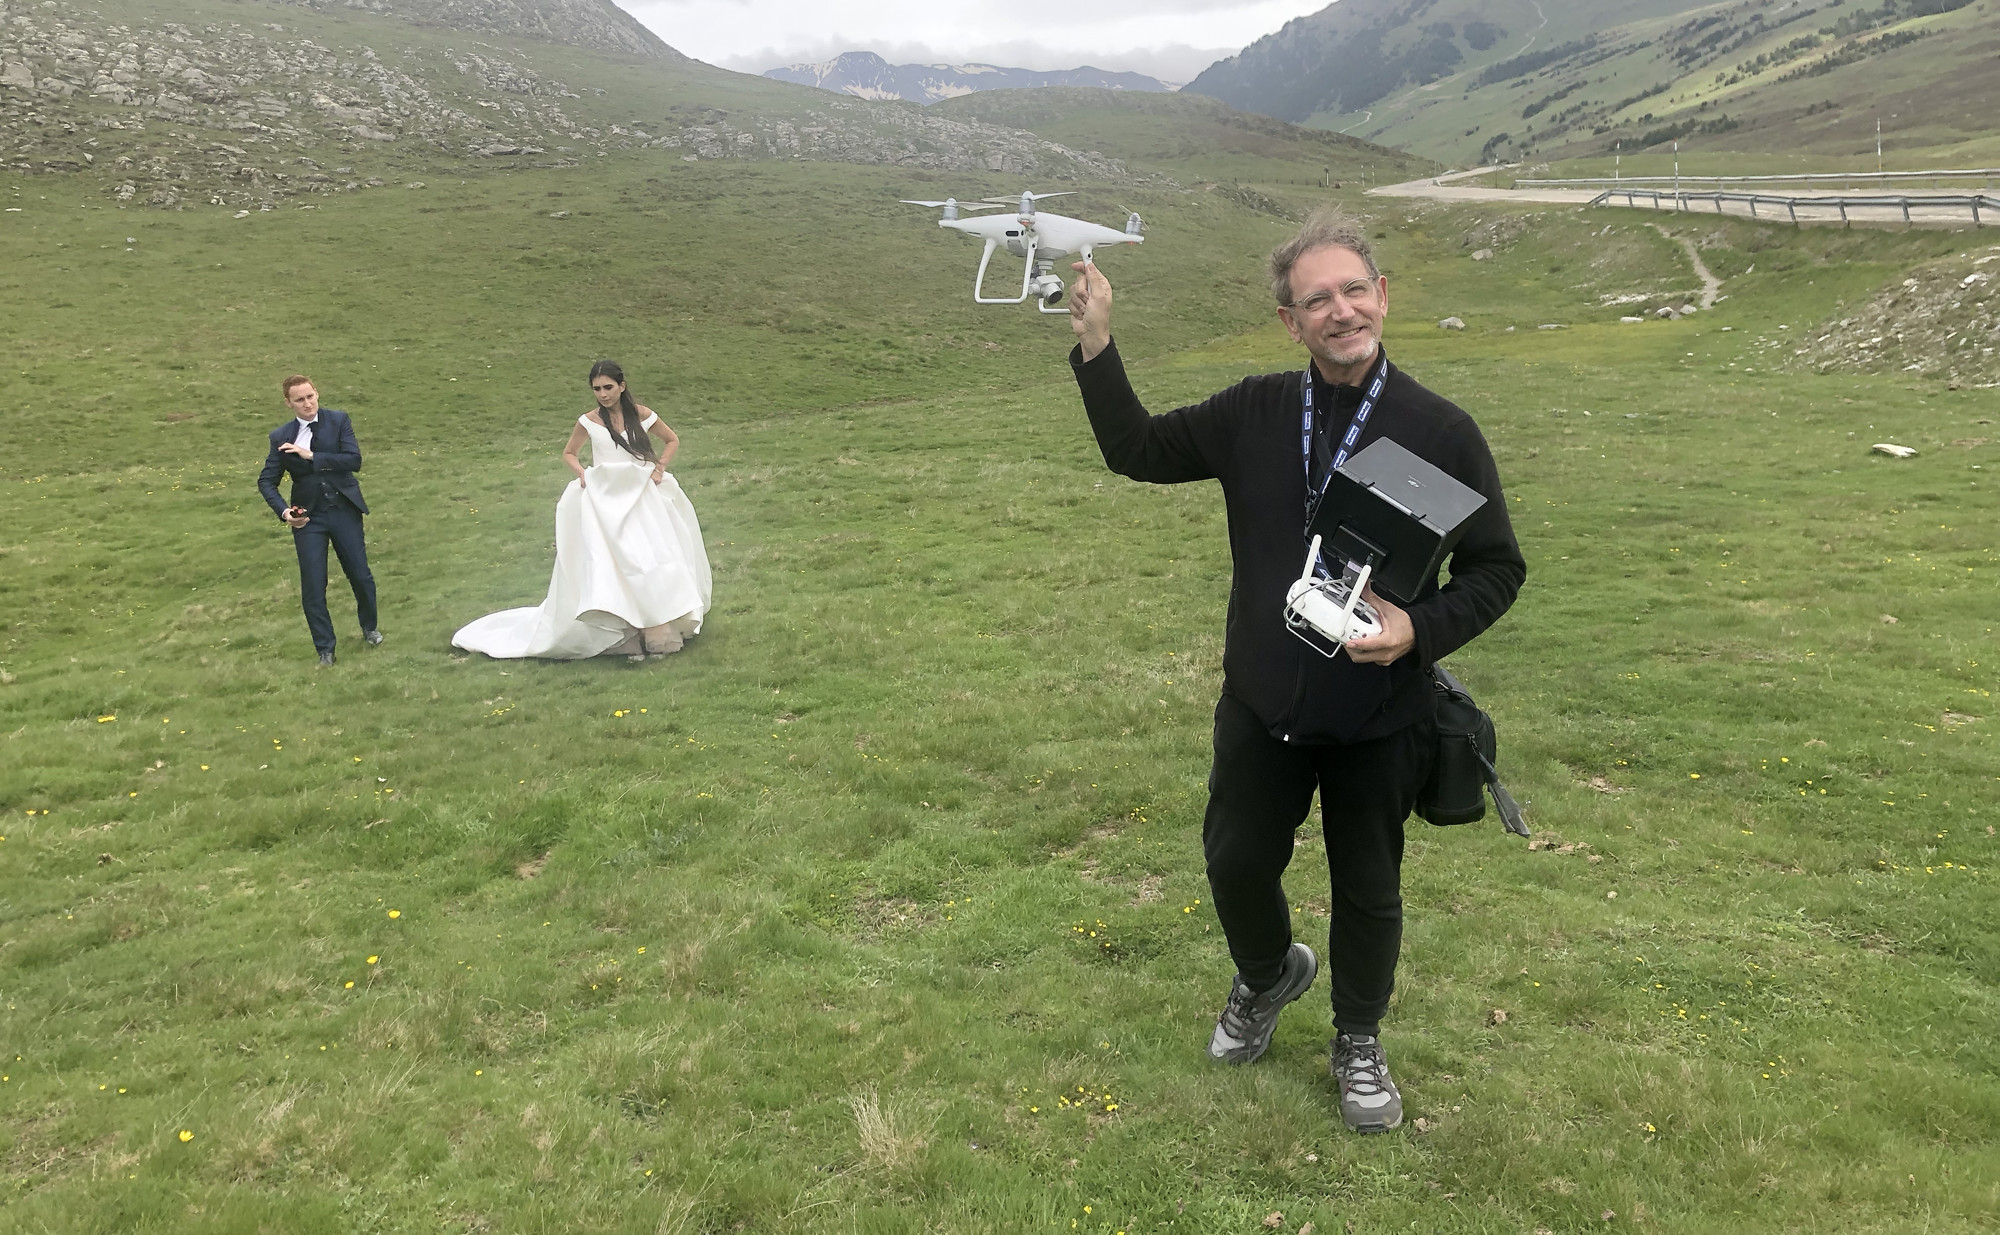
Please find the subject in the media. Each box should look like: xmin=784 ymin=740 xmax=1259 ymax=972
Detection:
xmin=363 ymin=630 xmax=384 ymax=647
xmin=318 ymin=651 xmax=336 ymax=667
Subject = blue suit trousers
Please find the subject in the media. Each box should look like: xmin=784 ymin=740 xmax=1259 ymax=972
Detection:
xmin=293 ymin=498 xmax=376 ymax=654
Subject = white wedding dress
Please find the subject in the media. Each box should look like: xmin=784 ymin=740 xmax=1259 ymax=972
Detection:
xmin=452 ymin=413 xmax=712 ymax=659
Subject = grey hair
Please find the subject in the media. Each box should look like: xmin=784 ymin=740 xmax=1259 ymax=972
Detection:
xmin=1268 ymin=206 xmax=1379 ymax=305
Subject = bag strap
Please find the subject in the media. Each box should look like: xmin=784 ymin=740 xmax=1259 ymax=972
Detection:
xmin=1473 ymin=747 xmax=1531 ymax=837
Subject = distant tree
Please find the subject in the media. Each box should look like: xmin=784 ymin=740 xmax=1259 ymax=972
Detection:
xmin=1463 ymin=20 xmax=1506 ymax=52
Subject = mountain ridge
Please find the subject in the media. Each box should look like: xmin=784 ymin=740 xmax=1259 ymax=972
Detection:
xmin=264 ymin=0 xmax=681 ymax=60
xmin=764 ymin=50 xmax=1170 ymax=104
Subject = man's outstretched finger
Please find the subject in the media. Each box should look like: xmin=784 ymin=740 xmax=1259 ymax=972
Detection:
xmin=1073 ymin=264 xmax=1110 ymax=312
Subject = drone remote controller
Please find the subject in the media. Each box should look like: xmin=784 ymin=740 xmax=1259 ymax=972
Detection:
xmin=1284 ymin=536 xmax=1382 ymax=655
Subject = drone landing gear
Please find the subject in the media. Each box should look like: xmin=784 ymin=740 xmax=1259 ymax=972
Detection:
xmin=970 ymin=236 xmax=1073 ymax=312
xmin=972 ymin=237 xmax=1034 ymax=304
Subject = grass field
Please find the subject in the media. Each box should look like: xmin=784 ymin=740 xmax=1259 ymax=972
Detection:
xmin=3 ymin=147 xmax=1998 ymax=1233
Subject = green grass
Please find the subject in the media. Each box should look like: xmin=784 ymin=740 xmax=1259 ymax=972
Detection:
xmin=3 ymin=148 xmax=1998 ymax=1233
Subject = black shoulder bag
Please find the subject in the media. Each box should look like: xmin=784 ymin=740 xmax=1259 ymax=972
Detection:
xmin=1417 ymin=665 xmax=1529 ymax=837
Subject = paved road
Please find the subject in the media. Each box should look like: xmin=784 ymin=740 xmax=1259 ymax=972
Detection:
xmin=1369 ymin=168 xmax=1597 ymax=205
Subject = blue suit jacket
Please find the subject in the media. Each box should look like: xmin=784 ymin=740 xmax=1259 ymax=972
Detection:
xmin=258 ymin=408 xmax=369 ymax=519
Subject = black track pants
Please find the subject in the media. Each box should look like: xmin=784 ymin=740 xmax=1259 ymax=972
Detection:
xmin=1201 ymin=691 xmax=1436 ymax=1038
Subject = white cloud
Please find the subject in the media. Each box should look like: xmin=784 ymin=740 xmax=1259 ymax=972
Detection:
xmin=620 ymin=0 xmax=1327 ymax=82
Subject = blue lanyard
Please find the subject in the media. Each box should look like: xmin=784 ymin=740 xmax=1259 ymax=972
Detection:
xmin=1302 ymin=348 xmax=1390 ymax=530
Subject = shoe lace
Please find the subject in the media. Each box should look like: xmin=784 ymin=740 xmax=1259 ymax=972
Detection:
xmin=1217 ymin=982 xmax=1261 ymax=1038
xmin=1336 ymin=1036 xmax=1390 ymax=1096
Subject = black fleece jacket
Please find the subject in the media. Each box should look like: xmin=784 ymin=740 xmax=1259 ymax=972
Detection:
xmin=1071 ymin=338 xmax=1525 ymax=745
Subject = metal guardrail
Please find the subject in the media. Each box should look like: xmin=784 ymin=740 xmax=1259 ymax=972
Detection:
xmin=1587 ymin=187 xmax=2000 ymax=226
xmin=1524 ymin=168 xmax=2000 ymax=188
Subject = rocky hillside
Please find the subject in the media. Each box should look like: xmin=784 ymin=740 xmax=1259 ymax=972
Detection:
xmin=0 ymin=0 xmax=1136 ymax=210
xmin=1795 ymin=245 xmax=2000 ymax=388
xmin=765 ymin=51 xmax=1168 ymax=104
xmin=268 ymin=0 xmax=679 ymax=60
xmin=2 ymin=0 xmax=622 ymax=207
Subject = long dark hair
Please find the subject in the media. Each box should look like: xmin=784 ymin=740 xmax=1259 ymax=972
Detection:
xmin=588 ymin=360 xmax=656 ymax=460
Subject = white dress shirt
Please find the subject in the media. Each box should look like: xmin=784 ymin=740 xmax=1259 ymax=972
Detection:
xmin=293 ymin=417 xmax=316 ymax=452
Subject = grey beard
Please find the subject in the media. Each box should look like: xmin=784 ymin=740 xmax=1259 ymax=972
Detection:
xmin=1326 ymin=336 xmax=1379 ymax=367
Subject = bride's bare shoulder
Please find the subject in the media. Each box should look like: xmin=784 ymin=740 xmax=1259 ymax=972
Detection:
xmin=581 ymin=409 xmax=604 ymax=425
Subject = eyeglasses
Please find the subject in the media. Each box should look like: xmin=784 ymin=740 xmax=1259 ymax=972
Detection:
xmin=1286 ymin=279 xmax=1379 ymax=317
xmin=590 ymin=383 xmax=619 ymax=392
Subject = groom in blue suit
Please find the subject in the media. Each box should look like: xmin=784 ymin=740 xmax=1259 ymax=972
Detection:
xmin=257 ymin=375 xmax=380 ymax=665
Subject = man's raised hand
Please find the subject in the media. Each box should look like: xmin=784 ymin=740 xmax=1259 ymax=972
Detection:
xmin=1069 ymin=260 xmax=1112 ymax=361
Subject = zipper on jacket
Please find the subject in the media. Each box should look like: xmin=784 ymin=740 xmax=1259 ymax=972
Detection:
xmin=1279 ymin=615 xmax=1309 ymax=742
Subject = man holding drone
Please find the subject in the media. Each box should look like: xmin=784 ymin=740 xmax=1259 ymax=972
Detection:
xmin=1063 ymin=207 xmax=1525 ymax=1133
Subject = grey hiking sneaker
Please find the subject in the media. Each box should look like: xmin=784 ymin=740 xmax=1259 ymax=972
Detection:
xmin=1331 ymin=1033 xmax=1403 ymax=1133
xmin=1207 ymin=942 xmax=1318 ymax=1063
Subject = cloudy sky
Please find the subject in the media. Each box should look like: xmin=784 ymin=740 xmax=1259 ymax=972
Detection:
xmin=622 ymin=0 xmax=1333 ymax=84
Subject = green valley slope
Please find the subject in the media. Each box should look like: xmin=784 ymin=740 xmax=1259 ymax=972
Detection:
xmin=1185 ymin=0 xmax=2000 ymax=170
xmin=932 ymin=87 xmax=1436 ymax=194
xmin=6 ymin=163 xmax=2000 ymax=1231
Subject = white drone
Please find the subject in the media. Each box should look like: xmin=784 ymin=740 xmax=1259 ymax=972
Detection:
xmin=900 ymin=191 xmax=1143 ymax=313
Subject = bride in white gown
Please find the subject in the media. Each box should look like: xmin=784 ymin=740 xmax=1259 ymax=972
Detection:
xmin=452 ymin=361 xmax=712 ymax=660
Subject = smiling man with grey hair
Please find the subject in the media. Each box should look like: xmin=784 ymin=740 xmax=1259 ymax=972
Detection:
xmin=1061 ymin=205 xmax=1524 ymax=1133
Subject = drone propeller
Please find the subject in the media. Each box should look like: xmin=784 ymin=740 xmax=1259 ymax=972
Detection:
xmin=977 ymin=192 xmax=1073 ymax=205
xmin=900 ymin=196 xmax=1009 ymax=222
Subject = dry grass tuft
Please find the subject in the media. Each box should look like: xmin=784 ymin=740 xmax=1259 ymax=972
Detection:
xmin=847 ymin=1089 xmax=930 ymax=1170
xmin=653 ymin=1189 xmax=702 ymax=1235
